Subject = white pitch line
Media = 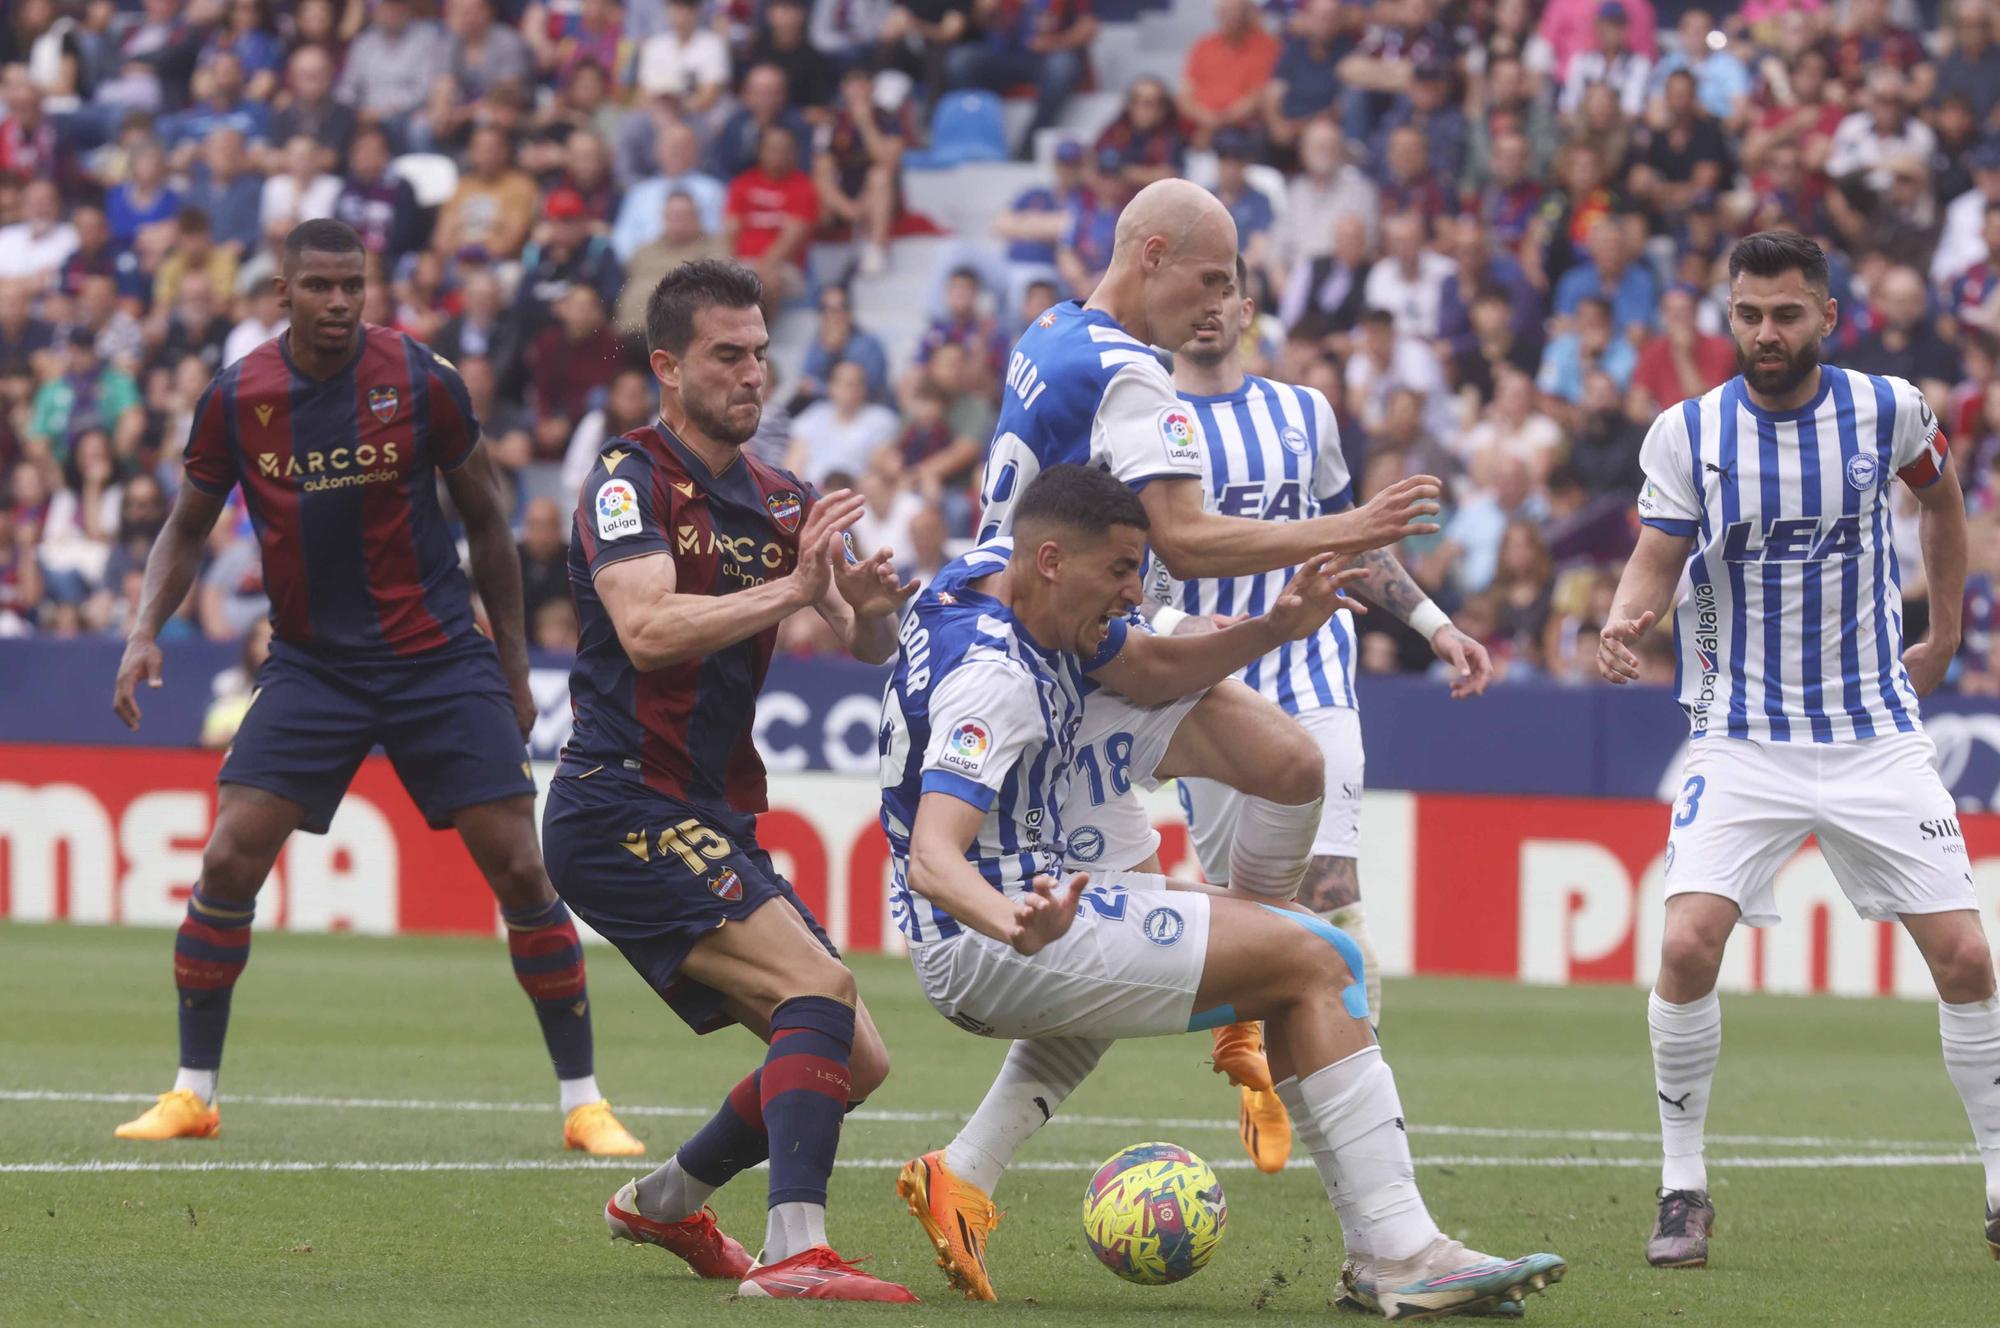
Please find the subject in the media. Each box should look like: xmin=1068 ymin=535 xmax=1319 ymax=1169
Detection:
xmin=0 ymin=1153 xmax=1980 ymax=1176
xmin=0 ymin=1090 xmax=1962 ymax=1152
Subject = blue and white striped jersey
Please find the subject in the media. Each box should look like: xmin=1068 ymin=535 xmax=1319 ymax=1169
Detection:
xmin=1143 ymin=375 xmax=1358 ymax=716
xmin=1636 ymin=368 xmax=1950 ymax=743
xmin=879 ymin=538 xmax=1127 ymax=944
xmin=977 ymin=301 xmax=1206 ymax=541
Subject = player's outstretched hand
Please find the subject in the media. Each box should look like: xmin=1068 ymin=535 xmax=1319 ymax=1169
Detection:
xmin=1008 ymin=872 xmax=1088 ymax=956
xmin=788 ymin=489 xmax=867 ymax=605
xmin=1168 ymin=612 xmax=1245 ymax=636
xmin=1432 ymin=624 xmax=1494 ymax=699
xmin=112 ymin=635 xmax=163 ymax=731
xmin=1902 ymin=638 xmax=1954 ymax=697
xmin=1265 ymin=553 xmax=1369 ymax=641
xmin=833 ymin=543 xmax=917 ymax=618
xmin=1349 ymin=474 xmax=1442 ymax=551
xmin=1597 ymin=611 xmax=1655 ymax=684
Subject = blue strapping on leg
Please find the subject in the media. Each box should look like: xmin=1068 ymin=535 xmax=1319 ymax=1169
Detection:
xmin=1186 ymin=1002 xmax=1238 ymax=1032
xmin=1256 ymin=905 xmax=1370 ymax=1021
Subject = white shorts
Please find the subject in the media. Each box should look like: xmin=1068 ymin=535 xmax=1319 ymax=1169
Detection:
xmin=1181 ymin=705 xmax=1362 ymax=881
xmin=1664 ymin=731 xmax=1976 ymax=926
xmin=908 ymin=878 xmax=1213 ymax=1040
xmin=1061 ymin=685 xmax=1204 ymax=873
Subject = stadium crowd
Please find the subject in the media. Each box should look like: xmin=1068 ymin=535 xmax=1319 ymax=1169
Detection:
xmin=5 ymin=0 xmax=2000 ymax=692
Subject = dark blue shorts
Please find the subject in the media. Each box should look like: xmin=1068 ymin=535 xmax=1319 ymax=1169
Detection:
xmin=541 ymin=771 xmax=838 ymax=1034
xmin=218 ymin=636 xmax=534 ymax=834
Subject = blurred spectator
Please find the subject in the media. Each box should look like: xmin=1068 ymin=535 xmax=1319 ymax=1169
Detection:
xmin=1939 ymin=3 xmax=2000 ymax=132
xmin=880 ymin=0 xmax=971 ymax=106
xmin=992 ymin=140 xmax=1093 ymax=279
xmin=852 ymin=463 xmax=927 ymax=568
xmin=160 ymin=50 xmax=268 ymax=161
xmin=184 ymin=128 xmax=263 ymax=258
xmin=637 ymin=0 xmax=731 ymax=113
xmin=1097 ymin=77 xmax=1190 ymax=190
xmin=151 ymin=272 xmax=234 ymax=378
xmin=947 ymin=0 xmax=1097 ymax=157
xmin=1436 ymin=214 xmax=1541 ymax=358
xmin=200 ymin=513 xmax=269 ymax=642
xmin=334 ymin=126 xmax=424 ymax=264
xmin=447 ymin=0 xmax=537 ymax=99
xmin=1057 ymin=156 xmax=1135 ymax=297
xmin=436 ymin=268 xmax=518 ymax=383
xmin=533 ymin=596 xmax=581 ymax=652
xmin=810 ymin=0 xmax=895 ymax=69
xmin=339 ymin=0 xmax=450 ymax=128
xmin=1461 ymin=365 xmax=1564 ymax=488
xmin=1626 ymin=69 xmax=1730 ymax=222
xmin=787 ymin=360 xmax=900 ymax=486
xmin=1739 ymin=47 xmax=1843 ymax=180
xmin=1568 ymin=371 xmax=1647 ymax=499
xmin=617 ymin=192 xmax=730 ymax=338
xmin=514 ymin=189 xmax=625 ymax=340
xmin=105 ymin=140 xmax=180 ymax=250
xmin=73 ymin=274 xmax=144 ymax=371
xmin=1179 ymin=0 xmax=1280 ymax=145
xmin=265 ymin=46 xmax=355 ymax=174
xmin=222 ymin=284 xmax=287 ymax=370
xmin=1347 ymin=307 xmax=1452 ymax=443
xmin=1538 ymin=294 xmax=1637 ymax=414
xmin=1826 ymin=67 xmax=1936 ymax=198
xmin=1273 ymin=117 xmax=1378 ymax=275
xmin=743 ymin=0 xmax=839 ymax=116
xmin=562 ymin=368 xmax=659 ymax=495
xmin=261 ymin=136 xmax=343 ymax=237
xmin=152 ymin=210 xmax=239 ymax=316
xmin=1336 ymin=0 xmax=1456 ymax=146
xmin=725 ymin=125 xmax=819 ymax=315
xmin=1281 ymin=213 xmax=1373 ymax=344
xmin=711 ymin=64 xmax=815 ymax=182
xmin=434 ymin=125 xmax=539 ymax=261
xmin=815 ymin=66 xmax=907 ymax=276
xmin=199 ymin=619 xmax=273 ymax=748
xmin=1263 ymin=0 xmax=1346 ymax=153
xmin=1472 ymin=130 xmax=1547 ymax=250
xmin=893 ymin=377 xmax=982 ymax=534
xmin=1831 ymin=0 xmax=1928 ymax=86
xmin=1552 ymin=213 xmax=1658 ymax=342
xmin=1849 ymin=265 xmax=1965 ymax=394
xmin=0 ymin=62 xmax=64 ymax=185
xmin=1372 ymin=58 xmax=1467 ymax=187
xmin=58 ymin=207 xmax=135 ymax=303
xmin=1425 ymin=454 xmax=1543 ymax=599
xmin=1363 ymin=212 xmax=1453 ymax=340
xmin=1630 ymin=284 xmax=1734 ymax=416
xmin=517 ymin=496 xmax=572 ymax=621
xmin=614 ymin=122 xmax=728 ymax=263
xmin=1211 ymin=129 xmax=1276 ymax=273
xmin=1560 ymin=1 xmax=1652 ymax=118
xmin=524 ymin=0 xmax=630 ymax=86
xmin=529 ymin=287 xmax=623 ymax=460
xmin=1376 ymin=124 xmax=1454 ymax=224
xmin=919 ymin=267 xmax=1008 ymax=380
xmin=0 ymin=502 xmax=44 ymax=634
xmin=1538 ymin=0 xmax=1655 ymax=80
xmin=1646 ymin=8 xmax=1751 ymax=125
xmin=800 ymin=283 xmax=891 ymax=403
xmin=1948 ymin=205 xmax=2000 ymax=334
xmin=30 ymin=329 xmax=142 ymax=466
xmin=1450 ymin=284 xmax=1545 ymax=410
xmin=0 ymin=282 xmax=54 ymax=381
xmin=746 ymin=360 xmax=795 ymax=468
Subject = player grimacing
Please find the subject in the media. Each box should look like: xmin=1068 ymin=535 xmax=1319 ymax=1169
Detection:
xmin=881 ymin=465 xmax=1566 ymax=1320
xmin=542 ymin=260 xmax=919 ymax=1302
xmin=108 ymin=219 xmax=643 ymax=1156
xmin=1600 ymin=231 xmax=2000 ymax=1266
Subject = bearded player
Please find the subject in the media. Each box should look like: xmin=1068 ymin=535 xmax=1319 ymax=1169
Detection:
xmin=545 ymin=260 xmax=920 ymax=1302
xmin=109 ymin=219 xmax=643 ymax=1155
xmin=1600 ymin=230 xmax=2000 ymax=1266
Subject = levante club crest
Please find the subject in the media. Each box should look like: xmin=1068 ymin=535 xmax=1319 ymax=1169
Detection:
xmin=369 ymin=386 xmax=399 ymax=424
xmin=767 ymin=490 xmax=803 ymax=533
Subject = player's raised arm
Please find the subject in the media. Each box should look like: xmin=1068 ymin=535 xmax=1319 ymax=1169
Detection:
xmin=811 ymin=492 xmax=917 ymax=663
xmin=1091 ymin=554 xmax=1369 ymax=706
xmin=1136 ymin=470 xmax=1443 ymax=579
xmin=595 ymin=484 xmax=868 ymax=671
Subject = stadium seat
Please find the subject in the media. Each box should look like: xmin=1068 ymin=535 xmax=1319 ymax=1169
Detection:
xmin=906 ymin=91 xmax=1009 ymax=170
xmin=391 ymin=153 xmax=460 ymax=209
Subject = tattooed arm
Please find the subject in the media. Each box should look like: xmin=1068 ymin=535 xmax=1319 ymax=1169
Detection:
xmin=1342 ymin=520 xmax=1495 ymax=699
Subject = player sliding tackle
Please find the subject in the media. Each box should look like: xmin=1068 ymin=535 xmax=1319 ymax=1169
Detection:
xmin=1599 ymin=231 xmax=2000 ymax=1268
xmin=883 ymin=464 xmax=1566 ymax=1321
xmin=949 ymin=177 xmax=1443 ymax=1212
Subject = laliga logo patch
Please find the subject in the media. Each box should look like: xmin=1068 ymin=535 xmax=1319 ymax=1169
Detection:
xmin=1279 ymin=425 xmax=1308 ymax=455
xmin=1142 ymin=906 xmax=1185 ymax=946
xmin=1068 ymin=825 xmax=1106 ymax=862
xmin=940 ymin=717 xmax=991 ymax=775
xmin=596 ymin=478 xmax=642 ymax=540
xmin=767 ymin=490 xmax=803 ymax=533
xmin=708 ymin=867 xmax=744 ymax=901
xmin=368 ymin=386 xmax=399 ymax=424
xmin=1846 ymin=453 xmax=1878 ymax=491
xmin=1158 ymin=406 xmax=1200 ymax=461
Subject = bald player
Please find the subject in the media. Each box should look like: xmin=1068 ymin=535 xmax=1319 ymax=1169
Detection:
xmin=897 ymin=180 xmax=1444 ymax=1299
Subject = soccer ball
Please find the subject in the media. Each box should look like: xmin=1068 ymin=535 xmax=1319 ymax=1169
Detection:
xmin=1081 ymin=1142 xmax=1227 ymax=1284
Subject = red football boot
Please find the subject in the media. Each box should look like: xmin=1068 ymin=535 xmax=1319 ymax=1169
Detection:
xmin=737 ymin=1246 xmax=922 ymax=1302
xmin=604 ymin=1181 xmax=754 ymax=1279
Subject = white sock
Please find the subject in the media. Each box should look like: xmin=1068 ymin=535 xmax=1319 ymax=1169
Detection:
xmin=1228 ymin=796 xmax=1323 ymax=898
xmin=559 ymin=1074 xmax=603 ymax=1114
xmin=173 ymin=1067 xmax=217 ymax=1105
xmin=1649 ymin=990 xmax=1720 ymax=1194
xmin=1296 ymin=1046 xmax=1438 ymax=1262
xmin=1274 ymin=1075 xmax=1372 ymax=1262
xmin=764 ymin=1200 xmax=827 ymax=1263
xmin=633 ymin=1155 xmax=715 ymax=1222
xmin=946 ymin=1037 xmax=1108 ymax=1195
xmin=1326 ymin=902 xmax=1381 ymax=1028
xmin=1939 ymin=996 xmax=2000 ymax=1209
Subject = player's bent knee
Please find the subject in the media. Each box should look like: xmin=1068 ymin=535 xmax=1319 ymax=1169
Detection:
xmin=1265 ymin=728 xmax=1326 ymax=806
xmin=849 ymin=1025 xmax=891 ymax=1100
xmin=1258 ymin=904 xmax=1368 ymax=1021
xmin=198 ymin=839 xmax=276 ymax=900
xmin=1658 ymin=921 xmax=1726 ymax=981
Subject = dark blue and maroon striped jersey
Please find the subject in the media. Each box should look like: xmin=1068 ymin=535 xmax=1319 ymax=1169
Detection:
xmin=562 ymin=422 xmax=816 ymax=814
xmin=182 ymin=324 xmax=481 ymax=658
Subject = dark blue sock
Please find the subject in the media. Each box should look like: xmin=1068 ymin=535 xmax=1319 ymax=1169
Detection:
xmin=677 ymin=1068 xmax=769 ymax=1185
xmin=174 ymin=886 xmax=254 ymax=1071
xmin=502 ymin=898 xmax=594 ymax=1082
xmin=759 ymin=996 xmax=855 ymax=1207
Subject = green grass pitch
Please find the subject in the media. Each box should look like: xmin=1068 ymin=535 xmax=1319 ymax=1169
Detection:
xmin=1 ymin=923 xmax=1994 ymax=1326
